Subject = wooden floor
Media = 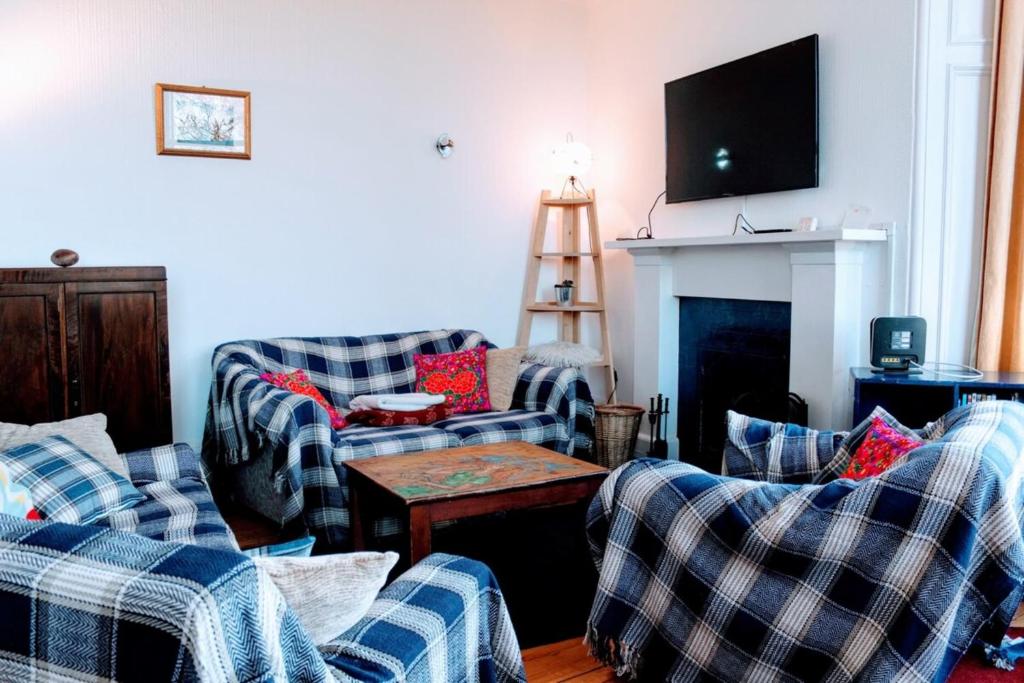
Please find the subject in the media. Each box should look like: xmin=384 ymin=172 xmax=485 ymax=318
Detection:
xmin=523 ymin=638 xmax=619 ymax=683
xmin=524 ymin=605 xmax=1024 ymax=682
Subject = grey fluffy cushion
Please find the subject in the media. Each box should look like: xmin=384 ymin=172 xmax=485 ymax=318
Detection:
xmin=254 ymin=551 xmax=398 ymax=645
xmin=524 ymin=341 xmax=601 ymax=369
xmin=0 ymin=414 xmax=128 ymax=479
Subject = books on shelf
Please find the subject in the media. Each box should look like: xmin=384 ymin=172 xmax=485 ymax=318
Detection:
xmin=960 ymin=391 xmax=1022 ymax=406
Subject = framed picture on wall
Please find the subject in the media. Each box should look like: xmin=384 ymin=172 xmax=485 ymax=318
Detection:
xmin=155 ymin=83 xmax=251 ymax=159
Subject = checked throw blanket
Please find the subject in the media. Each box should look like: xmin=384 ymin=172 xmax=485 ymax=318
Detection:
xmin=586 ymin=401 xmax=1024 ymax=681
xmin=0 ymin=519 xmax=526 ymax=682
xmin=95 ymin=442 xmax=240 ymax=551
xmin=323 ymin=553 xmax=526 ymax=682
xmin=0 ymin=517 xmax=334 ymax=682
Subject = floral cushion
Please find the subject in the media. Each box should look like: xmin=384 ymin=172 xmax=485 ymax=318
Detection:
xmin=346 ymin=403 xmax=453 ymax=427
xmin=841 ymin=416 xmax=924 ymax=480
xmin=261 ymin=369 xmax=347 ymax=429
xmin=0 ymin=461 xmax=39 ymax=520
xmin=414 ymin=347 xmax=490 ymax=414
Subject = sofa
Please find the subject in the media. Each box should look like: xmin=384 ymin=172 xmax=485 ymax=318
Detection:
xmin=0 ymin=442 xmax=526 ymax=682
xmin=585 ymin=401 xmax=1024 ymax=681
xmin=203 ymin=329 xmax=595 ymax=546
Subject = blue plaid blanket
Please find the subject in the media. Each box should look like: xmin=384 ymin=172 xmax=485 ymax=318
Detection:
xmin=96 ymin=443 xmax=239 ymax=551
xmin=0 ymin=518 xmax=524 ymax=682
xmin=586 ymin=401 xmax=1024 ymax=681
xmin=203 ymin=329 xmax=594 ymax=545
xmin=0 ymin=517 xmax=333 ymax=682
xmin=323 ymin=553 xmax=526 ymax=682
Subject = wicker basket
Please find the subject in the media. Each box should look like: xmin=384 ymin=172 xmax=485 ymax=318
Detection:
xmin=593 ymin=404 xmax=645 ymax=469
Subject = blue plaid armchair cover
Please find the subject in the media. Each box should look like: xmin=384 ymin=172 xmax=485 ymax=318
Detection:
xmin=203 ymin=329 xmax=594 ymax=546
xmin=586 ymin=401 xmax=1024 ymax=681
xmin=0 ymin=518 xmax=525 ymax=682
xmin=96 ymin=442 xmax=239 ymax=551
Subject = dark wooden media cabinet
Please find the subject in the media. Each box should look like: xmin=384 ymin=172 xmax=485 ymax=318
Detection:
xmin=0 ymin=267 xmax=171 ymax=451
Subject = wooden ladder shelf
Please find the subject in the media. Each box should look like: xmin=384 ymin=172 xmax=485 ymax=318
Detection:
xmin=516 ymin=189 xmax=615 ymax=397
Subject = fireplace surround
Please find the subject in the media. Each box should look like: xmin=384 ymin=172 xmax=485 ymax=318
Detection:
xmin=607 ymin=228 xmax=888 ymax=461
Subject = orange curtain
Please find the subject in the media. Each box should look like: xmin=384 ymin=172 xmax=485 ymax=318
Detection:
xmin=977 ymin=0 xmax=1024 ymax=371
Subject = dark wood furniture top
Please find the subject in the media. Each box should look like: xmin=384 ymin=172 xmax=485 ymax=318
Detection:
xmin=851 ymin=366 xmax=1024 ymax=427
xmin=0 ymin=267 xmax=166 ymax=283
xmin=346 ymin=442 xmax=608 ymax=564
xmin=0 ymin=266 xmax=172 ymax=452
xmin=221 ymin=504 xmax=307 ymax=551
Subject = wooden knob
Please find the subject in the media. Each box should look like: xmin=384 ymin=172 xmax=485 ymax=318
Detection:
xmin=50 ymin=249 xmax=79 ymax=267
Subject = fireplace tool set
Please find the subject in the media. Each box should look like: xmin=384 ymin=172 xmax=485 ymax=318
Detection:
xmin=647 ymin=394 xmax=670 ymax=458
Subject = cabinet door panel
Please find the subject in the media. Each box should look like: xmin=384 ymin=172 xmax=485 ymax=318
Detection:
xmin=0 ymin=284 xmax=65 ymax=424
xmin=66 ymin=281 xmax=171 ymax=451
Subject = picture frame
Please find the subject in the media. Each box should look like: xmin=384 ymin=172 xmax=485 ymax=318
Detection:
xmin=155 ymin=83 xmax=251 ymax=159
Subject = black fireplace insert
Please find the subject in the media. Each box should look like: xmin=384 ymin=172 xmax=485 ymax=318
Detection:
xmin=678 ymin=296 xmax=805 ymax=472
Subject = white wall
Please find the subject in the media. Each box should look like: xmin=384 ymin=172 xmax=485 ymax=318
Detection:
xmin=0 ymin=0 xmax=590 ymax=447
xmin=584 ymin=0 xmax=919 ymax=404
xmin=4 ymin=1 xmax=966 ymax=444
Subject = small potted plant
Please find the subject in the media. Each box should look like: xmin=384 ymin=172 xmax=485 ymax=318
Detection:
xmin=554 ymin=279 xmax=575 ymax=307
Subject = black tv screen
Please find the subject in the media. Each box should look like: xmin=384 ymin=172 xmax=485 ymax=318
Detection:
xmin=665 ymin=34 xmax=819 ymax=203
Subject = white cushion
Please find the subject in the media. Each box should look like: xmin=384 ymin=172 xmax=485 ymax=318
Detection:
xmin=0 ymin=414 xmax=128 ymax=479
xmin=254 ymin=551 xmax=398 ymax=645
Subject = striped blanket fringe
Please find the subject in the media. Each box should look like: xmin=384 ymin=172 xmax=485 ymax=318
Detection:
xmin=586 ymin=624 xmax=642 ymax=680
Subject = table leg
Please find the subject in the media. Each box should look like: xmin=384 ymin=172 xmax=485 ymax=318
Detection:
xmin=408 ymin=505 xmax=432 ymax=565
xmin=350 ymin=483 xmax=369 ymax=551
xmin=574 ymin=487 xmax=602 ymax=537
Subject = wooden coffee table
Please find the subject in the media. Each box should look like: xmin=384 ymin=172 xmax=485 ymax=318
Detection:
xmin=345 ymin=442 xmax=608 ymax=564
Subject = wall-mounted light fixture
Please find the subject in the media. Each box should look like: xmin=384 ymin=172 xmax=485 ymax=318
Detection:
xmin=436 ymin=134 xmax=455 ymax=158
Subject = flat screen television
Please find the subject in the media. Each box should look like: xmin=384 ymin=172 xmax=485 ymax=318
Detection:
xmin=665 ymin=34 xmax=819 ymax=204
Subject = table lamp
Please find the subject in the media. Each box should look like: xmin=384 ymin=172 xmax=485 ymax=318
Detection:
xmin=551 ymin=133 xmax=592 ymax=199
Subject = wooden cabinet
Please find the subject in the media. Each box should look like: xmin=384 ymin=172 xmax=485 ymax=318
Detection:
xmin=0 ymin=282 xmax=65 ymax=424
xmin=0 ymin=267 xmax=171 ymax=451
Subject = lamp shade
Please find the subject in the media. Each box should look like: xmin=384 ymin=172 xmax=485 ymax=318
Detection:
xmin=551 ymin=139 xmax=592 ymax=177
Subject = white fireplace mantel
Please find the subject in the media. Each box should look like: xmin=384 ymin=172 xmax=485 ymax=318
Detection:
xmin=607 ymin=228 xmax=888 ymax=460
xmin=605 ymin=228 xmax=887 ymax=251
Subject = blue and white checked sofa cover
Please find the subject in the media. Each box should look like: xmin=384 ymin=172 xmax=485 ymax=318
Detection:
xmin=585 ymin=400 xmax=1024 ymax=681
xmin=0 ymin=442 xmax=526 ymax=682
xmin=97 ymin=442 xmax=239 ymax=550
xmin=203 ymin=329 xmax=595 ymax=546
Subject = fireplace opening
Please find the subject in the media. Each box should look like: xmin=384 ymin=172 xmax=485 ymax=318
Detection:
xmin=678 ymin=296 xmax=804 ymax=472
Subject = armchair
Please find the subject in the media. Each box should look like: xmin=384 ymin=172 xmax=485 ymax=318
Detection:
xmin=586 ymin=401 xmax=1024 ymax=681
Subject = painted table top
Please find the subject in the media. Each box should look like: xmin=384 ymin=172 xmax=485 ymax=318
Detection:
xmin=345 ymin=442 xmax=608 ymax=502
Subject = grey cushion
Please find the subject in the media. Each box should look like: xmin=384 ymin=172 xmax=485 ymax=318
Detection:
xmin=254 ymin=551 xmax=398 ymax=645
xmin=524 ymin=341 xmax=601 ymax=368
xmin=0 ymin=414 xmax=128 ymax=479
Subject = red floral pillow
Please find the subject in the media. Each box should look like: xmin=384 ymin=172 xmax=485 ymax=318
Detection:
xmin=413 ymin=347 xmax=490 ymax=413
xmin=260 ymin=369 xmax=347 ymax=430
xmin=346 ymin=403 xmax=453 ymax=427
xmin=841 ymin=416 xmax=924 ymax=480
